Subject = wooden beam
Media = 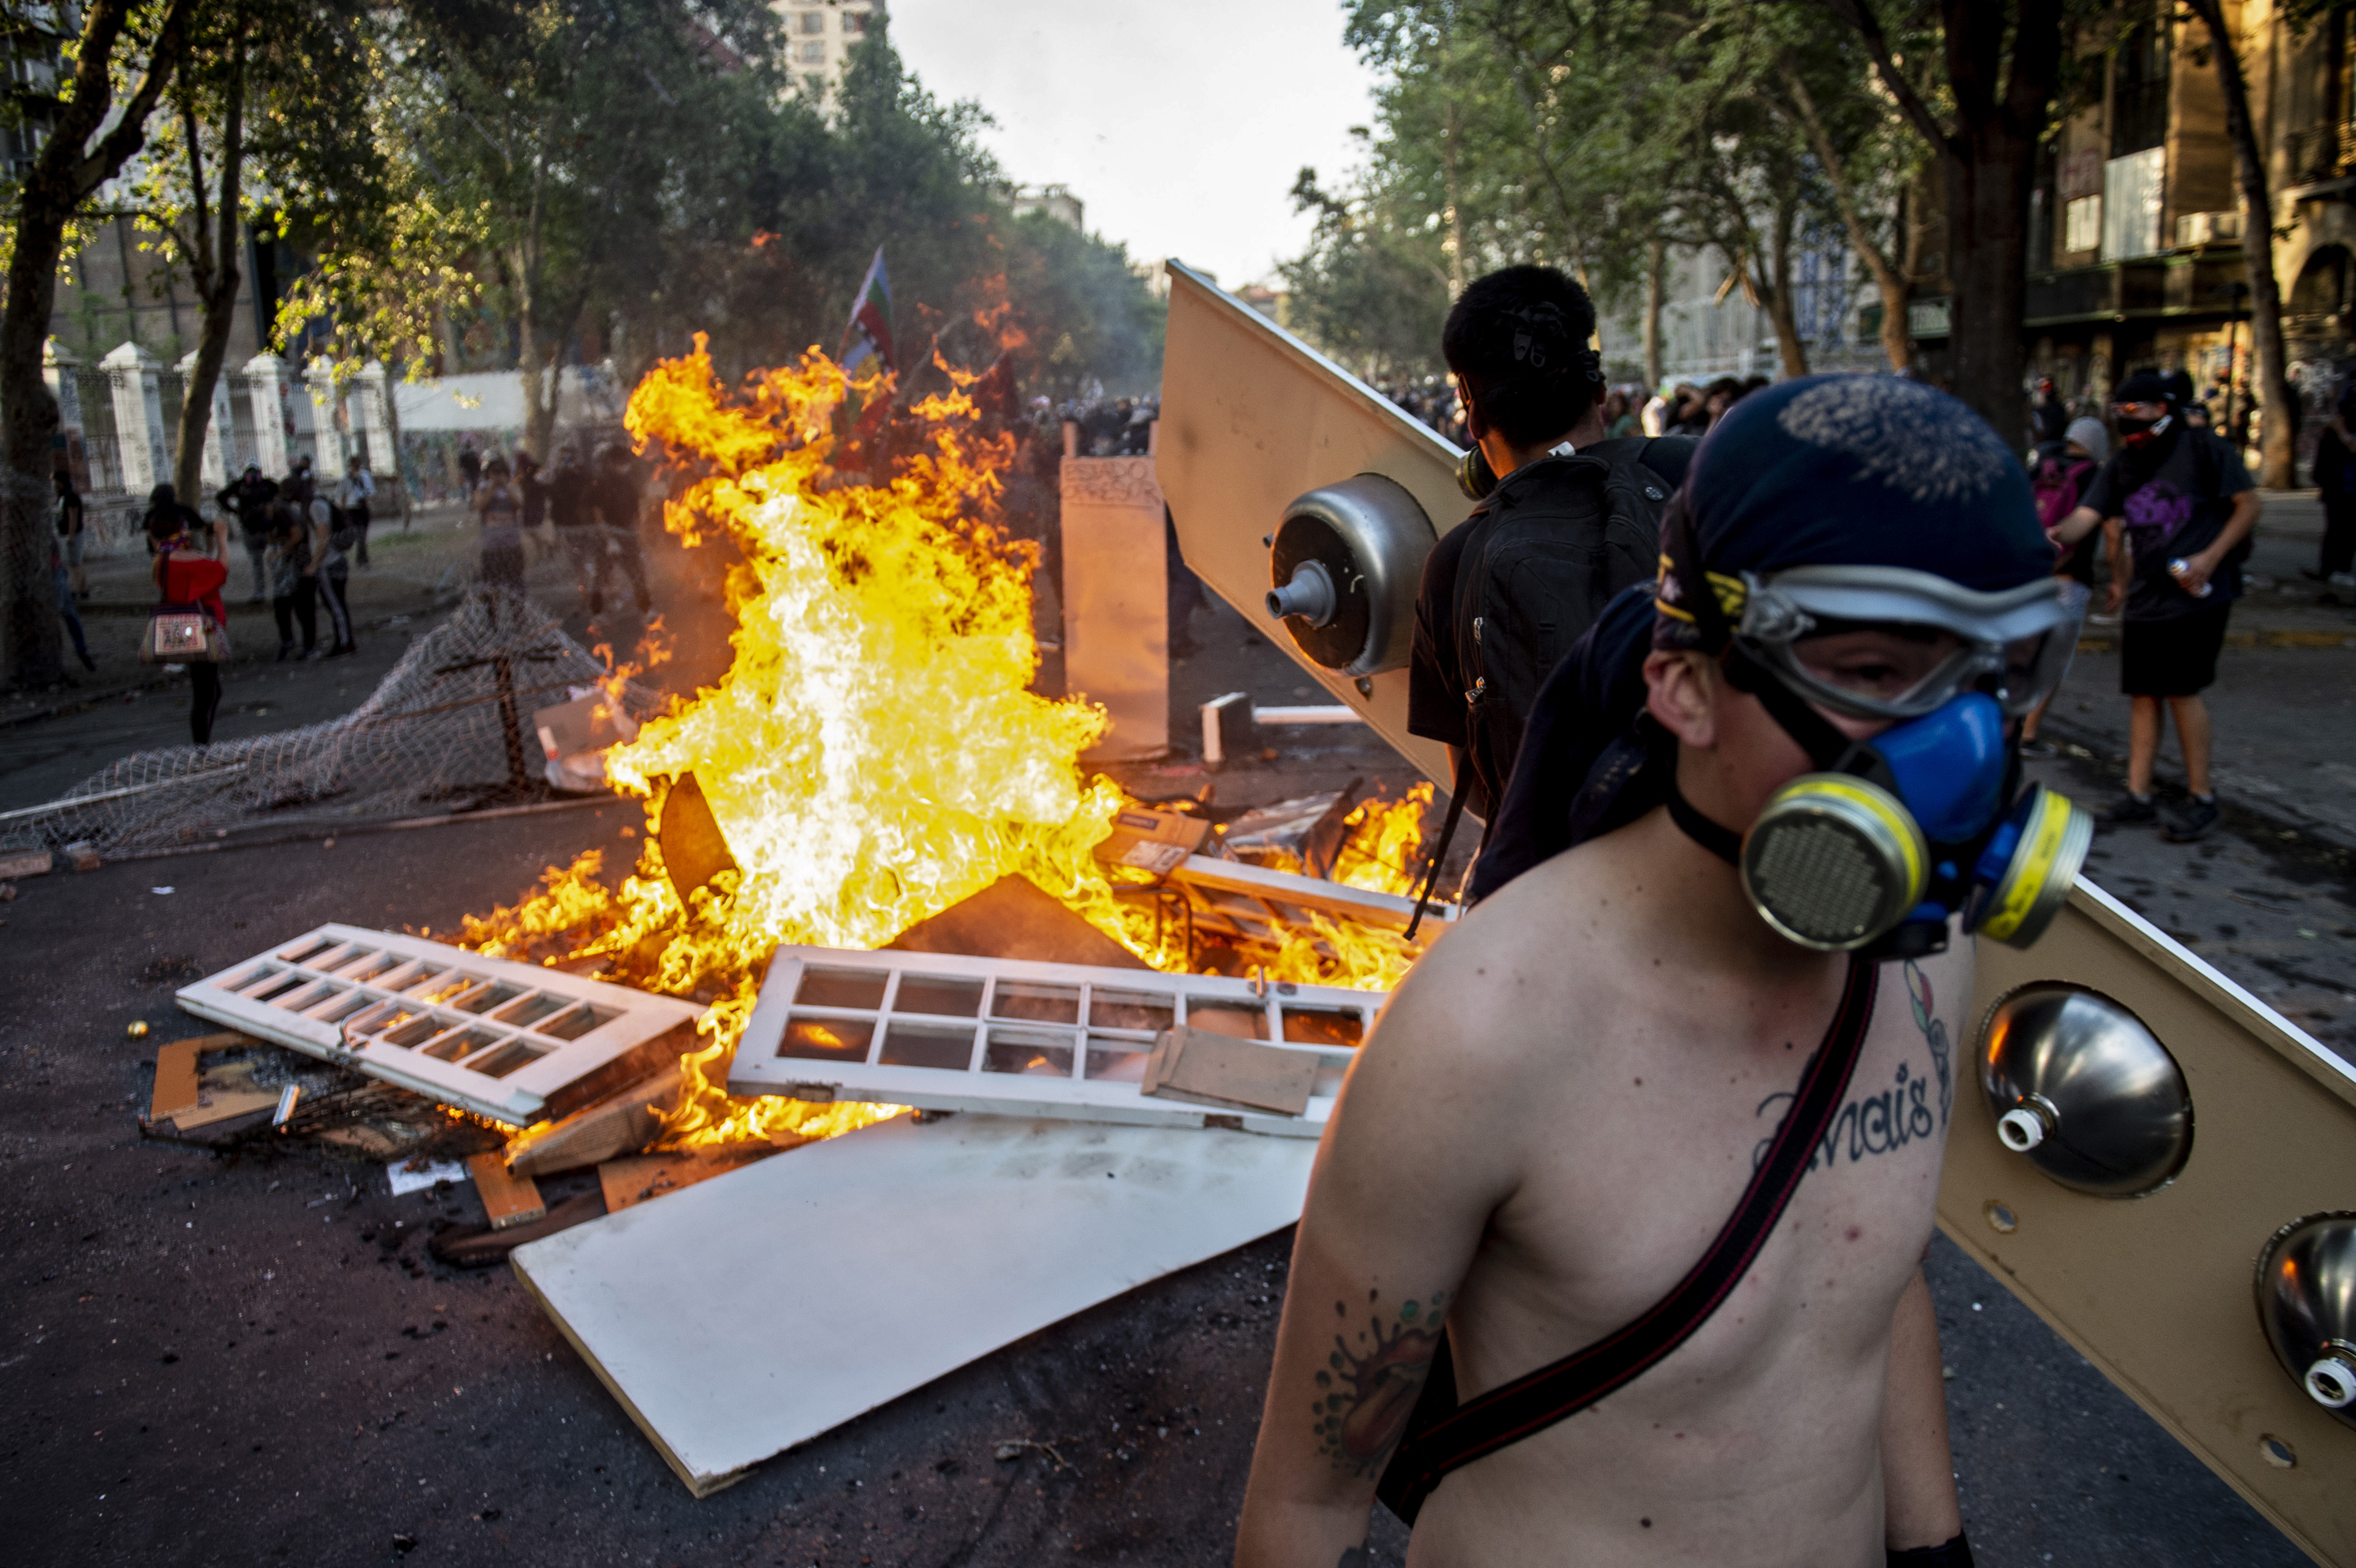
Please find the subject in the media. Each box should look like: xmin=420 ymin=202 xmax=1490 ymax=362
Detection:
xmin=466 ymin=1153 xmax=548 ymax=1231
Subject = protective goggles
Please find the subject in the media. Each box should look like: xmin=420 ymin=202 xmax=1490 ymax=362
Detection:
xmin=1732 ymin=565 xmax=2087 ymax=721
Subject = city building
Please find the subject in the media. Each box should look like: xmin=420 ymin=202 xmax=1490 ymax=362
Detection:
xmin=777 ymin=0 xmax=884 ymax=102
xmin=1008 ymin=184 xmax=1084 ymax=230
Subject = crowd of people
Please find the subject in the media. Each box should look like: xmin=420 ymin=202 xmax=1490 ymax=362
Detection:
xmin=1379 ymin=372 xmax=1781 ymax=448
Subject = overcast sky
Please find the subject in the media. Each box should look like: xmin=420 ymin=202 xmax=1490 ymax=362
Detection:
xmin=887 ymin=1 xmax=1379 ymax=290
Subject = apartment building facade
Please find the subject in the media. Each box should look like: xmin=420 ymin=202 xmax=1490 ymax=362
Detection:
xmin=777 ymin=0 xmax=884 ymax=101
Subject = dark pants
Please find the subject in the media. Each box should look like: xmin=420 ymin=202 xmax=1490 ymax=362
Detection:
xmin=190 ymin=662 xmax=222 ymax=745
xmin=273 ymin=578 xmax=318 ymax=652
xmin=317 ymin=564 xmax=354 ymax=651
xmin=2323 ymin=494 xmax=2356 ymax=579
xmin=350 ymin=501 xmax=373 ymax=566
xmin=243 ymin=533 xmax=271 ymax=600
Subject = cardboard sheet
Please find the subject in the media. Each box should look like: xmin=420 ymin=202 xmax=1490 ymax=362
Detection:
xmin=511 ymin=1113 xmax=1315 ymax=1495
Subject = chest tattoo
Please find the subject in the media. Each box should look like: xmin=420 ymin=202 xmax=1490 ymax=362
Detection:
xmin=1752 ymin=961 xmax=1954 ymax=1173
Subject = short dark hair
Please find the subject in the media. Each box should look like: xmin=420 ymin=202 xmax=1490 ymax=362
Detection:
xmin=1441 ymin=265 xmax=1603 ymax=446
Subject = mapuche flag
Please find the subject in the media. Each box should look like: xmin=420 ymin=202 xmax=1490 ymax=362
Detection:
xmin=838 ymin=246 xmax=896 ymax=377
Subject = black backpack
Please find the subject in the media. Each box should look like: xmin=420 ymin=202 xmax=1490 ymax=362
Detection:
xmin=1449 ymin=435 xmax=1696 ymax=815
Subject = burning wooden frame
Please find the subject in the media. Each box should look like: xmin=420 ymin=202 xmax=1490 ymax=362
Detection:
xmin=728 ymin=945 xmax=1384 ymax=1137
xmin=176 ymin=924 xmax=704 ymax=1126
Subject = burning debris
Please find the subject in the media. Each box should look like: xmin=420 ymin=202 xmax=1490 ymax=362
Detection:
xmin=150 ymin=336 xmax=1449 ymax=1492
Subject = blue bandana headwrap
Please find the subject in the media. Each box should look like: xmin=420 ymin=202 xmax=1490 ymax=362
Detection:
xmin=1472 ymin=374 xmax=2051 ymax=900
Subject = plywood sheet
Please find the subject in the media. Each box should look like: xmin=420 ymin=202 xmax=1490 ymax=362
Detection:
xmin=1061 ymin=456 xmax=1168 ymax=761
xmin=1943 ymin=881 xmax=2356 ymax=1565
xmin=511 ymin=1113 xmax=1315 ymax=1494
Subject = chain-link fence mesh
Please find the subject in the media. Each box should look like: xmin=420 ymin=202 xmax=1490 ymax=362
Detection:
xmin=2 ymin=587 xmax=658 ymax=859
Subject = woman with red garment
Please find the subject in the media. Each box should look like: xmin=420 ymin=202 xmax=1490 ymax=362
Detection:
xmin=148 ymin=508 xmax=231 ymax=745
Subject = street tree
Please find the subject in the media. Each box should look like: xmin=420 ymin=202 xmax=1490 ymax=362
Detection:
xmin=123 ymin=0 xmax=382 ymax=502
xmin=1820 ymin=0 xmax=2066 ymax=431
xmin=1 ymin=0 xmax=197 ymax=689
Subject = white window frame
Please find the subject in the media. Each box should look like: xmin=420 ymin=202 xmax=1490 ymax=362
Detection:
xmin=177 ymin=924 xmax=704 ymax=1126
xmin=729 ymin=945 xmax=1386 ymax=1137
xmin=2063 ymin=194 xmax=2103 ymax=255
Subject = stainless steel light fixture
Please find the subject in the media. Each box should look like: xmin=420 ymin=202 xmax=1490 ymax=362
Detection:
xmin=1976 ymin=982 xmax=2194 ymax=1196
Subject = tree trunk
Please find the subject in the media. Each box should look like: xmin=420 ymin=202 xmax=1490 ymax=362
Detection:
xmin=1829 ymin=0 xmax=2062 ymax=435
xmin=2186 ymin=0 xmax=2296 ymax=486
xmin=1777 ymin=60 xmax=1916 ymax=373
xmin=1760 ymin=209 xmax=1811 ymax=379
xmin=173 ymin=32 xmax=246 ymax=505
xmin=1643 ymin=238 xmax=1665 ymax=390
xmin=1 ymin=0 xmax=195 ymax=688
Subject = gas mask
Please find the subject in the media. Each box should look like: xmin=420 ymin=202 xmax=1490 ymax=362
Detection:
xmin=1691 ymin=566 xmax=2094 ymax=959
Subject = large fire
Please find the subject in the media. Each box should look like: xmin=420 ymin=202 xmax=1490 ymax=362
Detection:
xmin=454 ymin=339 xmax=1430 ymax=1149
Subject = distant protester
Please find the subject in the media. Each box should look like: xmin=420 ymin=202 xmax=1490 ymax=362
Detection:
xmin=54 ymin=468 xmax=86 ymax=600
xmin=474 ymin=455 xmax=526 ymax=592
xmin=335 ymin=454 xmax=377 ymax=567
xmin=148 ymin=506 xmax=229 ymax=742
xmin=217 ymin=464 xmax=279 ymax=603
xmin=2310 ymin=387 xmax=2356 ymax=595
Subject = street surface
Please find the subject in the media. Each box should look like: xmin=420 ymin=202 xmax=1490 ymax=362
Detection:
xmin=0 ymin=495 xmax=2347 ymax=1564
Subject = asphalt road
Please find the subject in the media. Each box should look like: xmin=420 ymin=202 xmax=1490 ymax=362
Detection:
xmin=1 ymin=501 xmax=2348 ymax=1566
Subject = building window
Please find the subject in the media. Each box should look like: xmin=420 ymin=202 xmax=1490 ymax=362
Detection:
xmin=799 ymin=39 xmax=826 ymax=63
xmin=2064 ymin=196 xmax=2102 ymax=255
xmin=2111 ymin=14 xmax=2171 ymax=159
xmin=843 ymin=11 xmax=866 ymax=34
xmin=798 ymin=11 xmax=825 ymax=33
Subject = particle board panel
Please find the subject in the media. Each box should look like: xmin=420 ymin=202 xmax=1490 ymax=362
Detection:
xmin=510 ymin=1112 xmax=1316 ymax=1494
xmin=1061 ymin=457 xmax=1169 ymax=761
xmin=174 ymin=924 xmax=704 ymax=1126
xmin=1155 ymin=260 xmax=1460 ymax=787
xmin=1942 ymin=880 xmax=2356 ymax=1566
xmin=726 ymin=945 xmax=1382 ymax=1137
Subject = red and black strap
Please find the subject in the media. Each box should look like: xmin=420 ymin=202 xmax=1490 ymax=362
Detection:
xmin=1376 ymin=955 xmax=1879 ymax=1524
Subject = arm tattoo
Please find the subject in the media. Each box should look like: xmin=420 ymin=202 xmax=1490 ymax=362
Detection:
xmin=1311 ymin=1288 xmax=1447 ymax=1476
xmin=1753 ymin=962 xmax=1952 ymax=1173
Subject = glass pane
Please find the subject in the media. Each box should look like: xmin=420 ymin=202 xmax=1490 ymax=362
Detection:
xmin=248 ymin=971 xmax=309 ymax=1005
xmin=489 ymin=992 xmax=566 ymax=1027
xmin=893 ymin=974 xmax=984 ymax=1018
xmin=879 ymin=1021 xmax=978 ymax=1070
xmin=381 ymin=1012 xmax=444 ymax=1049
xmin=1085 ymin=1038 xmax=1150 ymax=1083
xmin=983 ymin=1028 xmax=1075 ymax=1078
xmin=279 ymin=936 xmax=338 ymax=966
xmin=795 ymin=967 xmax=889 ymax=1009
xmin=1088 ymin=989 xmax=1174 ymax=1034
xmin=1183 ymin=1000 xmax=1268 ymax=1040
xmin=535 ymin=1004 xmax=615 ymax=1041
xmin=410 ymin=970 xmax=480 ymax=1005
xmin=312 ymin=991 xmax=374 ymax=1025
xmin=1280 ymin=1008 xmax=1363 ymax=1048
xmin=455 ymin=982 xmax=522 ymax=1015
xmin=779 ymin=1016 xmax=875 ymax=1061
xmin=460 ymin=1039 xmax=547 ymax=1079
xmin=991 ymin=981 xmax=1081 ymax=1026
xmin=422 ymin=1026 xmax=501 ymax=1062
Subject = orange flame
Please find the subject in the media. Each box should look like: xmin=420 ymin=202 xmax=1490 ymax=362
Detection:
xmin=456 ymin=337 xmax=1427 ymax=1150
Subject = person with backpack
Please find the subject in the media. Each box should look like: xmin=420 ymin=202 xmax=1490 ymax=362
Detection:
xmin=335 ymin=454 xmax=377 ymax=567
xmin=311 ymin=485 xmax=357 ymax=657
xmin=2053 ymin=370 xmax=2259 ymax=841
xmin=1406 ymin=265 xmax=1696 ymax=876
xmin=1234 ymin=376 xmax=2076 ymax=1568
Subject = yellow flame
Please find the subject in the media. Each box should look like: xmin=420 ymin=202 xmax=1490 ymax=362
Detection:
xmin=454 ymin=337 xmax=1429 ymax=1149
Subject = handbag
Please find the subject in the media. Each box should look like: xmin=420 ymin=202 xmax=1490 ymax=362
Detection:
xmin=140 ymin=601 xmax=229 ymax=664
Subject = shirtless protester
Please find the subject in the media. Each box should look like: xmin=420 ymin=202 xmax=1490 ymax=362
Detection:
xmin=1236 ymin=375 xmax=2091 ymax=1567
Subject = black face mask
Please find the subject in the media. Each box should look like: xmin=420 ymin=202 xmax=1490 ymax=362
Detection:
xmin=2115 ymin=412 xmax=2166 ymax=439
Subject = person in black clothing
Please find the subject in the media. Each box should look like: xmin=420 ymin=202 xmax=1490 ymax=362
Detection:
xmin=1406 ymin=265 xmax=1695 ymax=834
xmin=546 ymin=441 xmax=604 ymax=613
xmin=457 ymin=442 xmax=482 ymax=500
xmin=591 ymin=444 xmax=654 ymax=614
xmin=54 ymin=469 xmax=87 ymax=599
xmin=2310 ymin=386 xmax=2356 ymax=595
xmin=217 ymin=464 xmax=279 ymax=603
xmin=2053 ymin=369 xmax=2259 ymax=842
xmin=2029 ymin=376 xmax=2069 ymax=445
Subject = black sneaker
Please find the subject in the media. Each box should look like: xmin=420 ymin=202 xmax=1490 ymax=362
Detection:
xmin=2162 ymin=797 xmax=2221 ymax=842
xmin=2019 ymin=738 xmax=2059 ymax=759
xmin=2102 ymin=793 xmax=2159 ymax=828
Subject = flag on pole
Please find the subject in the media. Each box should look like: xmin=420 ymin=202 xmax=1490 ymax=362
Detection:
xmin=838 ymin=247 xmax=896 ymax=378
